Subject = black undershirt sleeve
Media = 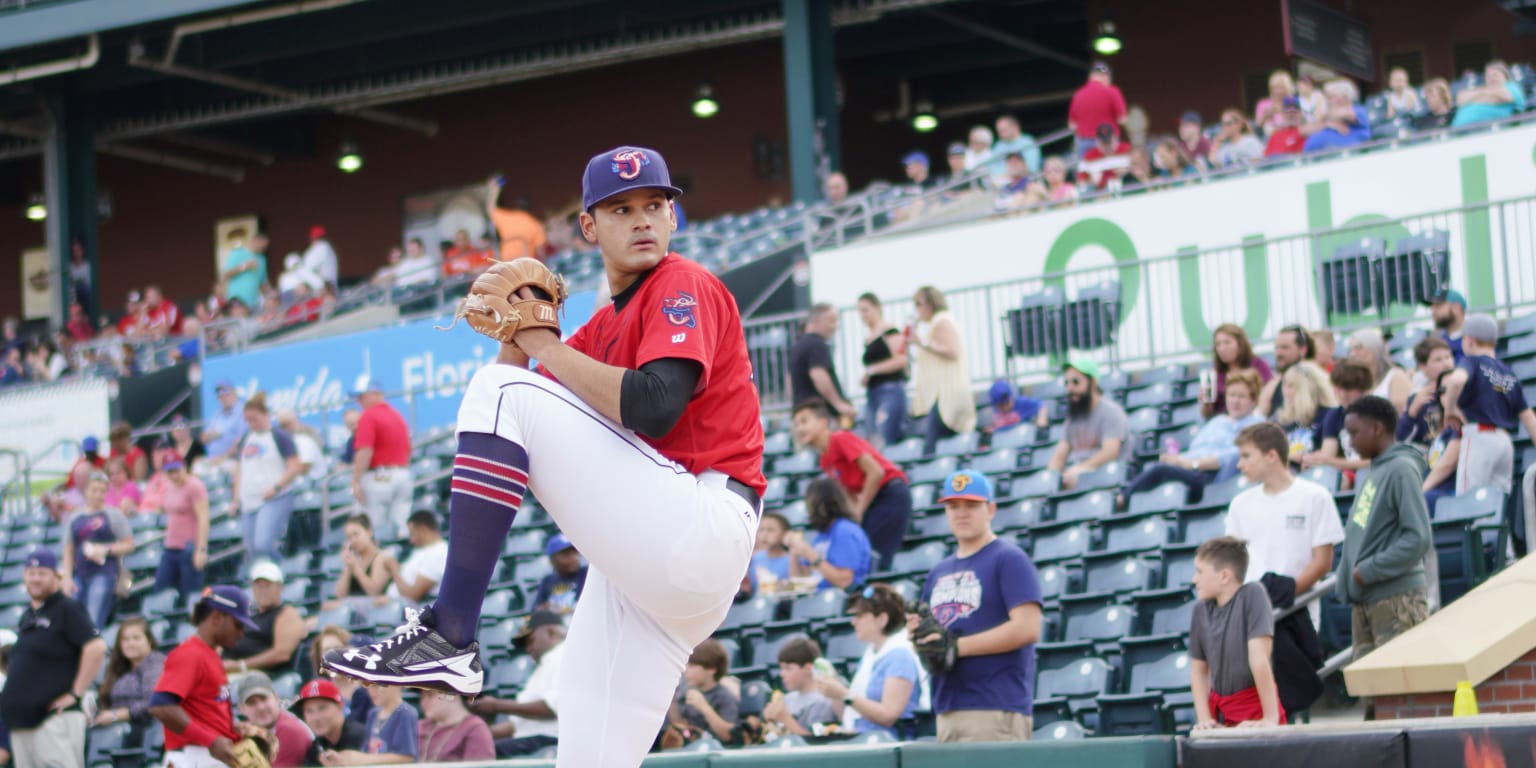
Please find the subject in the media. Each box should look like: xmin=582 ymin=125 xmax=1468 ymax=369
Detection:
xmin=620 ymin=358 xmax=704 ymax=438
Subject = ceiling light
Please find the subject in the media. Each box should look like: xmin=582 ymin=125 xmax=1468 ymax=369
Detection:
xmin=912 ymin=101 xmax=938 ymax=133
xmin=336 ymin=140 xmax=363 ymax=173
xmin=1093 ymin=20 xmax=1122 ymax=55
xmin=692 ymin=84 xmax=720 ymax=119
xmin=25 ymin=194 xmax=45 ymax=221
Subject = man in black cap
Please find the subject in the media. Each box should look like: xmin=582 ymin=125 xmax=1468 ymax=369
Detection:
xmin=151 ymin=585 xmax=261 ymax=768
xmin=469 ymin=611 xmax=566 ymax=758
xmin=0 ymin=549 xmax=106 ymax=768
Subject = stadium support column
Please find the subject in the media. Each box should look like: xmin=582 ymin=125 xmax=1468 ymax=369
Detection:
xmin=42 ymin=91 xmax=98 ymax=328
xmin=782 ymin=0 xmax=840 ymax=204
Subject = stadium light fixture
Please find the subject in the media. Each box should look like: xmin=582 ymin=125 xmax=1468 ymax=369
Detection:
xmin=336 ymin=140 xmax=363 ymax=173
xmin=912 ymin=101 xmax=938 ymax=133
xmin=692 ymin=84 xmax=720 ymax=118
xmin=25 ymin=194 xmax=45 ymax=221
xmin=1093 ymin=20 xmax=1122 ymax=56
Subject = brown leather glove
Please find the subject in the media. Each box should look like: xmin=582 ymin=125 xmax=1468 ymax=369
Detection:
xmin=448 ymin=258 xmax=568 ymax=346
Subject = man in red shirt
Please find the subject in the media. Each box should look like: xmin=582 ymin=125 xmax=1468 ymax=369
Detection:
xmin=1264 ymin=97 xmax=1307 ymax=158
xmin=116 ymin=291 xmax=145 ymax=338
xmin=792 ymin=400 xmax=913 ymax=572
xmin=1077 ymin=122 xmax=1133 ymax=190
xmin=1067 ymin=62 xmax=1127 ymax=157
xmin=441 ymin=229 xmax=493 ymax=279
xmin=349 ymin=377 xmax=413 ymax=536
xmin=65 ymin=302 xmax=96 ymax=341
xmin=150 ymin=586 xmax=260 ymax=768
xmin=326 ymin=145 xmax=763 ymax=768
xmin=141 ymin=285 xmax=182 ymax=337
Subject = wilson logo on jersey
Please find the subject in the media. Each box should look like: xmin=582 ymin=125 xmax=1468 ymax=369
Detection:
xmin=610 ymin=149 xmax=650 ymax=180
xmin=662 ymin=291 xmax=698 ymax=328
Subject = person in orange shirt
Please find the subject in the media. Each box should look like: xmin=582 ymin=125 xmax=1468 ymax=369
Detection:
xmin=441 ymin=230 xmax=493 ymax=278
xmin=485 ymin=176 xmax=548 ymax=262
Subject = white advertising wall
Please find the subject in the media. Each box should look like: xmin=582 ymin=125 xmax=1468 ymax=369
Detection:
xmin=0 ymin=378 xmax=112 ymax=485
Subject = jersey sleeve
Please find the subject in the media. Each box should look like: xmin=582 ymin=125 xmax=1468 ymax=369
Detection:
xmin=272 ymin=429 xmax=297 ymax=459
xmin=154 ymin=647 xmax=199 ymax=698
xmin=998 ymin=546 xmax=1044 ymax=609
xmin=633 ymin=269 xmax=718 ymax=386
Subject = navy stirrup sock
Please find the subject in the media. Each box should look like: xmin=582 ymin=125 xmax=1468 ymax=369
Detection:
xmin=432 ymin=431 xmax=529 ymax=647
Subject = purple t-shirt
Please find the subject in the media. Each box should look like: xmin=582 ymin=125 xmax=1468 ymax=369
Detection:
xmin=1457 ymin=355 xmax=1529 ymax=431
xmin=921 ymin=538 xmax=1043 ymax=714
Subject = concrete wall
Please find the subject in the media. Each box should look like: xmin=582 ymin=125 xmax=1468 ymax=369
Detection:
xmin=1375 ymin=646 xmax=1536 ymax=719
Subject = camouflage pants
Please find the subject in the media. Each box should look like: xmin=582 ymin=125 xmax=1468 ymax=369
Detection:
xmin=1351 ymin=587 xmax=1430 ymax=660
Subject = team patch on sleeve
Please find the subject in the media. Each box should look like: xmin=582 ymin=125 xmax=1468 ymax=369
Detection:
xmin=661 ymin=291 xmax=698 ymax=328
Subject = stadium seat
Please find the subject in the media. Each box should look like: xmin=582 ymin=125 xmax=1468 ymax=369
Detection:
xmin=503 ymin=530 xmax=548 ymax=558
xmin=966 ymin=447 xmax=1017 ymax=476
xmin=86 ymin=722 xmax=132 ymax=767
xmin=481 ymin=586 xmax=526 ymax=622
xmin=773 ymin=450 xmax=819 ymax=475
xmin=1176 ymin=508 xmax=1227 ymax=544
xmin=1166 ymin=403 xmax=1204 ymax=428
xmin=763 ymin=431 xmax=792 ymax=456
xmin=824 ymin=627 xmax=864 ymax=665
xmin=488 ymin=654 xmax=538 ymax=694
xmin=740 ymin=679 xmax=772 ymax=717
xmin=883 ymin=437 xmax=926 ymax=464
xmin=993 ymin=500 xmax=1042 ymax=533
xmin=748 ymin=632 xmax=804 ymax=669
xmin=281 ymin=577 xmax=313 ymax=606
xmin=908 ymin=456 xmax=958 ymax=484
xmin=1083 ymin=554 xmax=1158 ymax=596
xmin=270 ymin=671 xmax=302 ymax=702
xmin=1432 ymin=486 xmax=1508 ymax=602
xmin=1161 ymin=546 xmax=1198 ymax=588
xmin=762 ymin=476 xmax=788 ymax=508
xmin=516 ymin=557 xmax=554 ymax=587
xmin=774 ymin=588 xmax=847 ymax=628
xmin=1126 ymin=383 xmax=1175 ymax=411
xmin=907 ymin=513 xmax=952 ymax=542
xmin=884 ymin=541 xmax=948 ymax=579
xmin=139 ymin=589 xmax=182 ymax=620
xmin=933 ymin=432 xmax=980 ymax=458
xmin=1074 ymin=463 xmax=1127 ymax=492
xmin=885 ymin=579 xmax=923 ymax=604
xmin=1034 ymin=657 xmax=1115 ymax=728
xmin=1127 ymin=483 xmax=1186 ymax=516
xmin=367 ymin=600 xmax=405 ymax=629
xmin=1005 ymin=469 xmax=1060 ymax=499
xmin=1096 ymin=651 xmax=1192 ymax=735
xmin=721 ymin=596 xmax=777 ymax=634
xmin=1131 ymin=589 xmax=1198 ymax=637
xmin=1101 ymin=514 xmax=1172 ymax=554
xmin=1061 ymin=602 xmax=1137 ymax=645
xmin=1193 ymin=476 xmax=1251 ymax=510
xmin=990 ymin=424 xmax=1037 ymax=450
xmin=1053 ymin=491 xmax=1114 ymax=523
xmin=777 ymin=500 xmax=808 ymax=527
xmin=1037 ymin=563 xmax=1078 ymax=605
xmin=1300 ymin=466 xmax=1341 ymax=492
xmin=1031 ymin=522 xmax=1092 ymax=563
xmin=1037 ymin=720 xmax=1090 ymax=740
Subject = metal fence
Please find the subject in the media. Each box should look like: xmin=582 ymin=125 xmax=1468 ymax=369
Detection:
xmin=746 ymin=194 xmax=1536 ymax=411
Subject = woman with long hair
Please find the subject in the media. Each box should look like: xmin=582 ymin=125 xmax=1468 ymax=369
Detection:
xmin=1272 ymin=362 xmax=1338 ymax=466
xmin=103 ymin=457 xmax=142 ymax=516
xmin=167 ymin=415 xmax=206 ymax=473
xmin=786 ymin=477 xmax=872 ymax=590
xmin=95 ymin=618 xmax=166 ymax=741
xmin=325 ymin=513 xmax=392 ymax=609
xmin=1347 ymin=329 xmax=1411 ymax=412
xmin=814 ymin=584 xmax=924 ymax=738
xmin=1202 ymin=323 xmax=1274 ymax=418
xmin=909 ymin=286 xmax=976 ymax=455
xmin=232 ymin=392 xmax=303 ymax=567
xmin=1254 ymin=70 xmax=1297 ymax=136
xmin=61 ymin=470 xmax=135 ymax=628
xmin=1209 ymin=109 xmax=1265 ymax=168
xmin=856 ymin=292 xmax=908 ymax=448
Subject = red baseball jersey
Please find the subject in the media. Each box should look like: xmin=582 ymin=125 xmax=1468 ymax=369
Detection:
xmin=155 ymin=635 xmax=238 ymax=750
xmin=821 ymin=430 xmax=906 ymax=496
xmin=560 ymin=253 xmax=766 ymax=494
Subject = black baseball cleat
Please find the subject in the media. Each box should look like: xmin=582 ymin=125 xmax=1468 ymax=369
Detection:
xmin=322 ymin=607 xmax=483 ymax=696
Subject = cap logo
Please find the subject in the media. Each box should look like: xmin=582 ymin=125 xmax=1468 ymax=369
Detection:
xmin=611 ymin=149 xmax=650 ymax=180
xmin=952 ymin=474 xmax=971 ymax=492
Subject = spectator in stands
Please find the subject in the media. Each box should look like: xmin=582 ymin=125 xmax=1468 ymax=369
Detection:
xmin=995 ymin=152 xmax=1034 ymax=211
xmin=1313 ymin=329 xmax=1337 ymax=370
xmin=1399 ymin=337 xmax=1457 ymax=448
xmin=299 ymin=679 xmax=368 ymax=764
xmin=1202 ymin=323 xmax=1274 ymax=418
xmin=0 ymin=549 xmax=106 ymax=768
xmin=1428 ymin=289 xmax=1467 ymax=361
xmin=108 ymin=421 xmax=149 ymax=481
xmin=762 ymin=637 xmax=837 ymax=737
xmin=1453 ymin=60 xmax=1526 ymax=127
xmin=441 ymin=230 xmax=491 ymax=278
xmin=786 ymin=477 xmax=872 ymax=589
xmin=1259 ymin=324 xmax=1315 ymax=417
xmin=1335 ymin=396 xmax=1432 ymax=660
xmin=237 ymin=672 xmax=313 ymax=768
xmin=0 ymin=346 xmax=27 ymax=386
xmin=818 ymin=584 xmax=922 ymax=738
xmin=116 ymin=291 xmax=146 ymax=339
xmin=901 ymin=151 xmax=935 ymax=189
xmin=1254 ymin=70 xmax=1297 ymax=137
xmin=1384 ymin=67 xmax=1423 ymax=119
xmin=823 ymin=172 xmax=850 ymax=208
xmin=1302 ymin=79 xmax=1370 ymax=152
xmin=319 ymin=684 xmax=418 ymax=765
xmin=391 ymin=238 xmax=439 ymax=289
xmin=1442 ymin=313 xmax=1536 ymax=494
xmin=751 ymin=512 xmax=792 ymax=589
xmin=339 ymin=409 xmax=361 ymax=467
xmin=1176 ymin=111 xmax=1212 ymax=169
xmin=164 ymin=416 xmax=205 ymax=473
xmin=1225 ymin=423 xmax=1344 ymax=628
xmin=532 ymin=534 xmax=587 ymax=615
xmin=222 ymin=233 xmax=269 ymax=313
xmin=233 ymin=393 xmax=302 ymax=566
xmin=1296 ymin=74 xmax=1326 ymax=124
xmin=473 ymin=611 xmax=565 ymax=757
xmin=857 ymin=292 xmax=909 ymax=447
xmin=61 ymin=471 xmax=134 ymax=628
xmin=1209 ymin=109 xmax=1265 ymax=168
xmin=1153 ymin=138 xmax=1196 ymax=180
xmin=418 ymin=690 xmax=495 ymax=762
xmin=1067 ymin=62 xmax=1127 ymax=157
xmin=1077 ymin=122 xmax=1132 ymax=190
xmin=918 ymin=471 xmax=1042 ymax=742
xmin=1121 ymin=146 xmax=1158 ymax=191
xmin=138 ymin=444 xmax=175 ymax=514
xmin=223 ymin=561 xmax=305 ymax=675
xmin=65 ymin=302 xmax=95 ymax=341
xmin=1421 ymin=369 xmax=1462 ymax=515
xmin=94 ymin=617 xmax=164 ymax=741
xmin=369 ymin=246 xmax=403 ymax=288
xmin=983 ymin=379 xmax=1049 ymax=435
xmin=1264 ymin=97 xmax=1307 ymax=158
xmin=1299 ymin=360 xmax=1373 ymax=477
xmin=665 ymin=639 xmax=739 ymax=746
xmin=202 ymin=382 xmax=248 ymax=467
xmin=303 ymin=226 xmax=339 ymax=289
xmin=910 ymin=285 xmax=976 ymax=454
xmin=150 ymin=455 xmax=210 ymax=604
xmin=1348 ymin=329 xmax=1412 ymax=412
xmin=989 ymin=115 xmax=1041 ymax=176
xmin=276 ymin=410 xmax=326 ymax=484
xmin=792 ymin=400 xmax=913 ymax=571
xmin=1119 ymin=370 xmax=1265 ymax=509
xmin=789 ymin=304 xmax=857 ymax=425
xmin=385 ymin=510 xmax=448 ymax=605
xmin=1413 ymin=78 xmax=1456 ymax=131
xmin=140 ymin=285 xmax=181 ymax=337
xmin=485 ymin=177 xmax=549 ymax=262
xmin=1047 ymin=357 xmax=1130 ymax=491
xmin=964 ymin=125 xmax=995 ymax=172
xmin=1274 ymin=362 xmax=1339 ymax=466
xmin=103 ymin=458 xmax=142 ymax=515
xmin=326 ymin=514 xmax=391 ymax=610
xmin=350 ymin=377 xmax=412 ymax=535
xmin=278 ymin=253 xmax=323 ymax=299
xmin=308 ymin=628 xmax=371 ymax=726
xmin=1189 ymin=537 xmax=1285 ymax=728
xmin=44 ymin=453 xmax=96 ymax=523
xmin=1020 ymin=156 xmax=1078 ymax=207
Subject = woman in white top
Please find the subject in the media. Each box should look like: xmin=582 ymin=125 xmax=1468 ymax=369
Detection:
xmin=1384 ymin=67 xmax=1423 ymax=118
xmin=1347 ymin=329 xmax=1411 ymax=412
xmin=232 ymin=392 xmax=303 ymax=568
xmin=909 ymin=286 xmax=976 ymax=455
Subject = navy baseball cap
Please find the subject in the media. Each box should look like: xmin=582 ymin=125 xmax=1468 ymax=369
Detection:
xmin=581 ymin=146 xmax=683 ymax=211
xmin=81 ymin=436 xmax=99 ymax=453
xmin=198 ymin=585 xmax=260 ymax=631
xmin=24 ymin=548 xmax=59 ymax=572
xmin=901 ymin=150 xmax=929 ymax=167
xmin=545 ymin=533 xmax=576 ymax=558
xmin=937 ymin=470 xmax=995 ymax=503
xmin=989 ymin=379 xmax=1014 ymax=406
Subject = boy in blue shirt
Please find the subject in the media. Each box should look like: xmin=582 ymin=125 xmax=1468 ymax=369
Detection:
xmin=917 ymin=470 xmax=1043 ymax=742
xmin=1441 ymin=313 xmax=1536 ymax=495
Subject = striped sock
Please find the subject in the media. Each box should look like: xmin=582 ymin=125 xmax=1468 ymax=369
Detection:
xmin=432 ymin=431 xmax=529 ymax=648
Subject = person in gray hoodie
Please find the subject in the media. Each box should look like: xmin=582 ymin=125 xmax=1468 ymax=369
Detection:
xmin=1335 ymin=395 xmax=1431 ymax=663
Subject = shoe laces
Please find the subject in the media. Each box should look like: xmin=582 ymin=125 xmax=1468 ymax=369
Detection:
xmin=371 ymin=607 xmax=430 ymax=651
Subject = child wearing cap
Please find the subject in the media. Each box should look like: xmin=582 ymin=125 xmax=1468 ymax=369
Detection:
xmin=917 ymin=470 xmax=1043 ymax=742
xmin=299 ymin=678 xmax=368 ymax=764
xmin=1440 ymin=313 xmax=1536 ymax=495
xmin=532 ymin=534 xmax=587 ymax=615
xmin=984 ymin=380 xmax=1049 ymax=435
xmin=150 ymin=587 xmax=261 ymax=768
xmin=1189 ymin=537 xmax=1284 ymax=729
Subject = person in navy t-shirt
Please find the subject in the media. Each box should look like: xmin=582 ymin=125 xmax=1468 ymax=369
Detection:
xmin=1441 ymin=314 xmax=1536 ymax=494
xmin=918 ymin=470 xmax=1043 ymax=742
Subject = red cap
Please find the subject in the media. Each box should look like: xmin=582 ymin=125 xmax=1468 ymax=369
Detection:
xmin=296 ymin=678 xmax=343 ymax=705
xmin=309 ymin=226 xmax=326 ymax=240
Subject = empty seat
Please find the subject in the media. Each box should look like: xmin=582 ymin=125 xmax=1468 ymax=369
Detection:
xmin=1132 ymin=589 xmax=1198 ymax=637
xmin=478 ymin=618 xmax=519 ymax=654
xmin=1062 ymin=603 xmax=1137 ymax=645
xmin=1299 ymin=466 xmax=1340 ymax=492
xmin=1006 ymin=470 xmax=1060 ymax=499
xmin=1096 ymin=651 xmax=1193 ymax=735
xmin=139 ymin=589 xmax=182 ymax=620
xmin=1034 ymin=657 xmax=1115 ymax=727
xmin=966 ymin=447 xmax=1017 ymax=476
xmin=993 ymin=500 xmax=1042 ymax=532
xmin=908 ymin=484 xmax=937 ymax=510
xmin=1031 ymin=523 xmax=1092 ymax=563
xmin=503 ymin=530 xmax=548 ymax=558
xmin=773 ymin=450 xmax=819 ymax=475
xmin=1101 ymin=515 xmax=1171 ymax=554
xmin=1127 ymin=482 xmax=1186 ymax=516
xmin=488 ymin=654 xmax=538 ymax=693
xmin=1037 ymin=563 xmax=1078 ymax=604
xmin=721 ymin=596 xmax=777 ymax=632
xmin=783 ymin=588 xmax=847 ymax=624
xmin=886 ymin=541 xmax=948 ymax=577
xmin=883 ymin=437 xmax=926 ymax=464
xmin=1126 ymin=384 xmax=1175 ymax=410
xmin=1177 ymin=509 xmax=1227 ymax=544
xmin=990 ymin=424 xmax=1038 ymax=450
xmin=1162 ymin=547 xmax=1198 ymax=588
xmin=1054 ymin=491 xmax=1114 ymax=523
xmin=933 ymin=432 xmax=979 ymax=458
xmin=776 ymin=500 xmax=808 ymax=528
xmin=1037 ymin=720 xmax=1089 ymax=740
xmin=908 ymin=456 xmax=958 ymax=484
xmin=1073 ymin=463 xmax=1126 ymax=492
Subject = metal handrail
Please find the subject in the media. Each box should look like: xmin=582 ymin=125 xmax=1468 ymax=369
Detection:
xmin=1275 ymin=574 xmax=1337 ymax=622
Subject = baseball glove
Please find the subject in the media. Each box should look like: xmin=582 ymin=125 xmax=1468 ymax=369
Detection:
xmin=908 ymin=601 xmax=958 ymax=676
xmin=445 ymin=258 xmax=568 ymax=345
xmin=228 ymin=736 xmax=272 ymax=768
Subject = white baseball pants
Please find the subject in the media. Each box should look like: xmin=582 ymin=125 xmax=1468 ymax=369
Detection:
xmin=456 ymin=363 xmax=759 ymax=768
xmin=1456 ymin=424 xmax=1514 ymax=494
xmin=360 ymin=466 xmax=413 ymax=536
xmin=162 ymin=746 xmax=226 ymax=768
